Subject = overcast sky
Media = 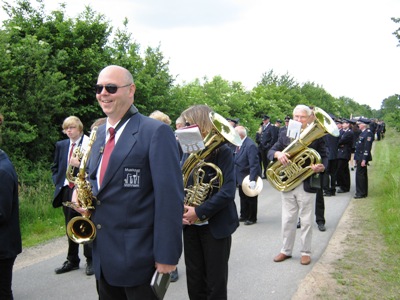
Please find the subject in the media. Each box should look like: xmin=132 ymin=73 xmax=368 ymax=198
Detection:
xmin=2 ymin=0 xmax=399 ymax=110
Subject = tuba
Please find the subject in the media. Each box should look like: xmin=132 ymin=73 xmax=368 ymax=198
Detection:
xmin=182 ymin=112 xmax=242 ymax=213
xmin=63 ymin=126 xmax=98 ymax=244
xmin=267 ymin=107 xmax=339 ymax=192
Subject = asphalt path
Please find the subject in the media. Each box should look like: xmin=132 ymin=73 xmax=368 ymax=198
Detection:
xmin=12 ymin=173 xmax=355 ymax=300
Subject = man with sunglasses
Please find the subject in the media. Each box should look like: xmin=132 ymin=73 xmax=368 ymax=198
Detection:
xmin=72 ymin=65 xmax=184 ymax=299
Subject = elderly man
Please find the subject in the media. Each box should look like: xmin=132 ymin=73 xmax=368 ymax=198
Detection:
xmin=234 ymin=126 xmax=261 ymax=225
xmin=268 ymin=105 xmax=327 ymax=265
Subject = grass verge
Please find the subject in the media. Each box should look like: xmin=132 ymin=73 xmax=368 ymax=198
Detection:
xmin=19 ymin=173 xmax=65 ymax=248
xmin=329 ymin=128 xmax=400 ymax=299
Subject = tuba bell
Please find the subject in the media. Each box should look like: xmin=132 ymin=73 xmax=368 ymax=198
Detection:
xmin=63 ymin=126 xmax=98 ymax=244
xmin=267 ymin=107 xmax=339 ymax=192
xmin=182 ymin=112 xmax=242 ymax=213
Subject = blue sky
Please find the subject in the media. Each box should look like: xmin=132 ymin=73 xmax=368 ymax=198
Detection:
xmin=2 ymin=0 xmax=399 ymax=109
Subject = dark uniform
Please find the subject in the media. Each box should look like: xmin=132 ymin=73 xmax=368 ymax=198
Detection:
xmin=336 ymin=122 xmax=354 ymax=193
xmin=354 ymin=118 xmax=373 ymax=198
xmin=259 ymin=116 xmax=277 ymax=178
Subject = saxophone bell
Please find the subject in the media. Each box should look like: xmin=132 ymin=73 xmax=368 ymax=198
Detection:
xmin=64 ymin=126 xmax=98 ymax=244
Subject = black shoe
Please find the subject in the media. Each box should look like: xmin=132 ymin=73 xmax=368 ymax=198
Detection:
xmin=318 ymin=223 xmax=326 ymax=232
xmin=170 ymin=268 xmax=179 ymax=282
xmin=239 ymin=217 xmax=246 ymax=222
xmin=337 ymin=188 xmax=348 ymax=193
xmin=323 ymin=192 xmax=332 ymax=197
xmin=55 ymin=261 xmax=79 ymax=274
xmin=244 ymin=220 xmax=256 ymax=225
xmin=86 ymin=261 xmax=94 ymax=276
xmin=353 ymin=195 xmax=366 ymax=199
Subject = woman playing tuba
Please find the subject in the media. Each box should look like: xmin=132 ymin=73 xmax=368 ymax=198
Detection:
xmin=180 ymin=105 xmax=241 ymax=299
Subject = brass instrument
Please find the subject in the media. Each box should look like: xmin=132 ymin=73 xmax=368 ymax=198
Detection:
xmin=242 ymin=175 xmax=263 ymax=197
xmin=182 ymin=112 xmax=242 ymax=212
xmin=267 ymin=107 xmax=339 ymax=192
xmin=63 ymin=126 xmax=98 ymax=244
xmin=66 ymin=145 xmax=84 ymax=184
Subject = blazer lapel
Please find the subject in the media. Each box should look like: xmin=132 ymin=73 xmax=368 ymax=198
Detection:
xmin=99 ymin=115 xmax=139 ymax=191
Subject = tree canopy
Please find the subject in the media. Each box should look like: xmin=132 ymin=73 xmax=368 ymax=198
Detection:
xmin=0 ymin=0 xmax=396 ymax=179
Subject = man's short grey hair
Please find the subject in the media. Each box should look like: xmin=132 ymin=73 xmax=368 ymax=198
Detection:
xmin=293 ymin=105 xmax=312 ymax=116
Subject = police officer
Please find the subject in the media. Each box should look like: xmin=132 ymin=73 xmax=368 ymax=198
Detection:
xmin=336 ymin=119 xmax=354 ymax=193
xmin=354 ymin=118 xmax=373 ymax=198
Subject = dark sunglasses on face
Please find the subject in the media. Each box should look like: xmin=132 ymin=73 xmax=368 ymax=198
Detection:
xmin=95 ymin=83 xmax=131 ymax=94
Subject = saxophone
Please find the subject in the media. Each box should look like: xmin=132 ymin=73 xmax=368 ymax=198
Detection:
xmin=182 ymin=112 xmax=242 ymax=212
xmin=63 ymin=126 xmax=98 ymax=244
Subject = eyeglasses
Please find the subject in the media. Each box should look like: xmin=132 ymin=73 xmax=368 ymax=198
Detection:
xmin=95 ymin=83 xmax=132 ymax=94
xmin=64 ymin=126 xmax=77 ymax=130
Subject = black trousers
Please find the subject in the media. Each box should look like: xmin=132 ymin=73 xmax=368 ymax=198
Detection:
xmin=259 ymin=148 xmax=270 ymax=178
xmin=60 ymin=186 xmax=92 ymax=264
xmin=97 ymin=272 xmax=157 ymax=300
xmin=183 ymin=225 xmax=231 ymax=300
xmin=355 ymin=161 xmax=368 ymax=197
xmin=336 ymin=159 xmax=351 ymax=191
xmin=323 ymin=159 xmax=337 ymax=194
xmin=238 ymin=185 xmax=258 ymax=222
xmin=315 ymin=188 xmax=325 ymax=225
xmin=0 ymin=257 xmax=16 ymax=300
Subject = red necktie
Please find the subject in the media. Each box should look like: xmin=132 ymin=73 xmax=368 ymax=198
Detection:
xmin=68 ymin=143 xmax=76 ymax=188
xmin=99 ymin=127 xmax=116 ymax=186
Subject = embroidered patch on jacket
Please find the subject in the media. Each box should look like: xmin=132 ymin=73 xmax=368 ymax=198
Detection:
xmin=123 ymin=167 xmax=140 ymax=188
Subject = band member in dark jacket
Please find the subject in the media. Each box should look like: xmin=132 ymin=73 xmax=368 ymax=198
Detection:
xmin=354 ymin=118 xmax=373 ymax=198
xmin=51 ymin=116 xmax=93 ymax=275
xmin=323 ymin=132 xmax=339 ymax=196
xmin=259 ymin=115 xmax=277 ymax=178
xmin=181 ymin=105 xmax=239 ymax=299
xmin=268 ymin=105 xmax=327 ymax=266
xmin=336 ymin=119 xmax=354 ymax=193
xmin=0 ymin=149 xmax=21 ymax=300
xmin=234 ymin=126 xmax=261 ymax=225
xmin=72 ymin=65 xmax=184 ymax=299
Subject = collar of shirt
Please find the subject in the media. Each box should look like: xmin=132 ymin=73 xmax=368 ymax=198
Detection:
xmin=105 ymin=119 xmax=129 ymax=144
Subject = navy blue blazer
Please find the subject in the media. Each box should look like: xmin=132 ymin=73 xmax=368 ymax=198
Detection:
xmin=354 ymin=129 xmax=373 ymax=162
xmin=259 ymin=123 xmax=277 ymax=151
xmin=0 ymin=150 xmax=22 ymax=259
xmin=234 ymin=137 xmax=261 ymax=185
xmin=87 ymin=111 xmax=184 ymax=287
xmin=183 ymin=144 xmax=239 ymax=239
xmin=51 ymin=139 xmax=70 ymax=208
xmin=337 ymin=129 xmax=354 ymax=160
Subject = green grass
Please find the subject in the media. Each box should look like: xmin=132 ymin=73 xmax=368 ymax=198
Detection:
xmin=328 ymin=128 xmax=400 ymax=299
xmin=19 ymin=173 xmax=65 ymax=248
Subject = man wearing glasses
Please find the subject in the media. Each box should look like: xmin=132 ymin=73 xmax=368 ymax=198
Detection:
xmin=72 ymin=65 xmax=184 ymax=299
xmin=268 ymin=105 xmax=327 ymax=266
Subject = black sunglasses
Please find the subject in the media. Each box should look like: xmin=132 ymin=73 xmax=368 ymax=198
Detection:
xmin=95 ymin=83 xmax=131 ymax=94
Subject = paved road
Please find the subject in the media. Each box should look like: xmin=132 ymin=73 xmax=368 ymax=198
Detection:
xmin=12 ymin=173 xmax=355 ymax=300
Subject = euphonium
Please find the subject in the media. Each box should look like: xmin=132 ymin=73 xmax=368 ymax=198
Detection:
xmin=182 ymin=112 xmax=242 ymax=210
xmin=267 ymin=107 xmax=339 ymax=192
xmin=63 ymin=126 xmax=98 ymax=244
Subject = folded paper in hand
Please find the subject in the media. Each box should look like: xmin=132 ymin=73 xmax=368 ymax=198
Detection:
xmin=150 ymin=270 xmax=171 ymax=300
xmin=287 ymin=120 xmax=302 ymax=139
xmin=175 ymin=125 xmax=205 ymax=154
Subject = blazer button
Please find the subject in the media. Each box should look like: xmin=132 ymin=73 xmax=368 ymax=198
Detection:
xmin=202 ymin=215 xmax=206 ymax=220
xmin=96 ymin=224 xmax=102 ymax=230
xmin=96 ymin=200 xmax=101 ymax=205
